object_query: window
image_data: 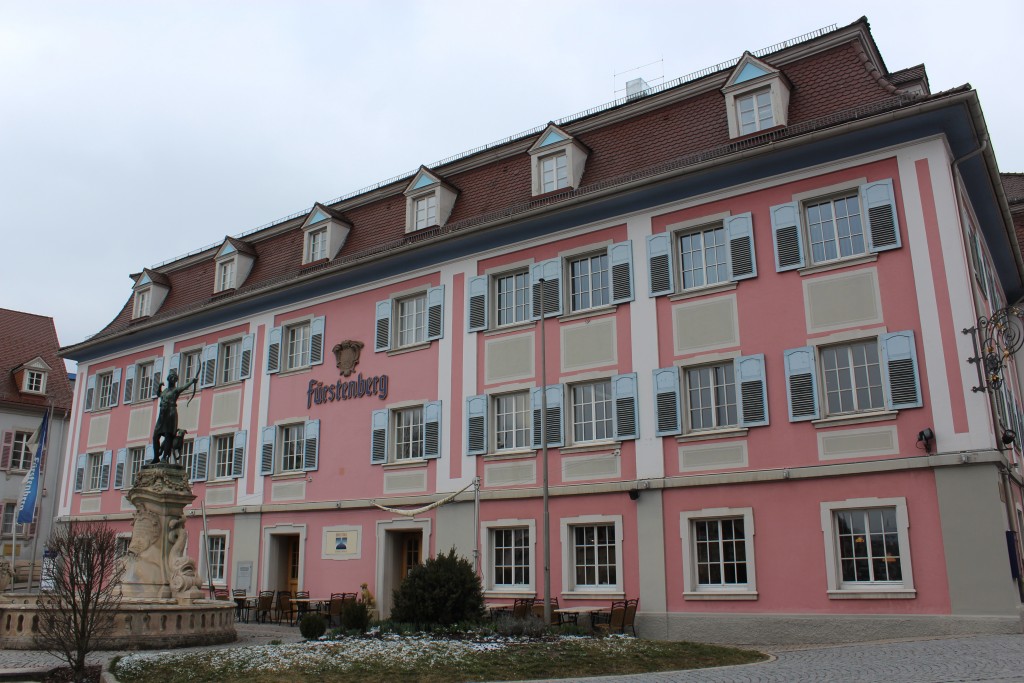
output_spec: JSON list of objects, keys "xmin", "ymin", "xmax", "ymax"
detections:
[
  {"xmin": 648, "ymin": 214, "xmax": 755, "ymax": 298},
  {"xmin": 97, "ymin": 372, "xmax": 114, "ymax": 410},
  {"xmin": 680, "ymin": 508, "xmax": 757, "ymax": 598},
  {"xmin": 127, "ymin": 447, "xmax": 146, "ymax": 488},
  {"xmin": 216, "ymin": 259, "xmax": 235, "ymax": 292},
  {"xmin": 10, "ymin": 431, "xmax": 33, "ymax": 471},
  {"xmin": 24, "ymin": 370, "xmax": 45, "ymax": 394},
  {"xmin": 135, "ymin": 362, "xmax": 154, "ymax": 403},
  {"xmin": 285, "ymin": 322, "xmax": 311, "ymax": 371},
  {"xmin": 494, "ymin": 392, "xmax": 530, "ymax": 452},
  {"xmin": 180, "ymin": 439, "xmax": 194, "ymax": 478},
  {"xmin": 279, "ymin": 424, "xmax": 305, "ymax": 472},
  {"xmin": 820, "ymin": 341, "xmax": 884, "ymax": 415},
  {"xmin": 307, "ymin": 227, "xmax": 327, "ymax": 262},
  {"xmin": 569, "ymin": 253, "xmax": 610, "ymax": 313},
  {"xmin": 87, "ymin": 452, "xmax": 104, "ymax": 491},
  {"xmin": 680, "ymin": 226, "xmax": 728, "ymax": 290},
  {"xmin": 820, "ymin": 498, "xmax": 914, "ymax": 598},
  {"xmin": 540, "ymin": 152, "xmax": 568, "ymax": 193},
  {"xmin": 213, "ymin": 434, "xmax": 234, "ymax": 479},
  {"xmin": 396, "ymin": 294, "xmax": 427, "ymax": 348},
  {"xmin": 572, "ymin": 524, "xmax": 616, "ymax": 588},
  {"xmin": 736, "ymin": 90, "xmax": 773, "ymax": 135},
  {"xmin": 495, "ymin": 271, "xmax": 530, "ymax": 327},
  {"xmin": 219, "ymin": 340, "xmax": 240, "ymax": 384},
  {"xmin": 133, "ymin": 287, "xmax": 151, "ymax": 318},
  {"xmin": 570, "ymin": 380, "xmax": 613, "ymax": 443},
  {"xmin": 0, "ymin": 503, "xmax": 28, "ymax": 537},
  {"xmin": 394, "ymin": 407, "xmax": 424, "ymax": 460},
  {"xmin": 492, "ymin": 528, "xmax": 530, "ymax": 588},
  {"xmin": 206, "ymin": 534, "xmax": 226, "ymax": 583},
  {"xmin": 685, "ymin": 364, "xmax": 738, "ymax": 431},
  {"xmin": 182, "ymin": 350, "xmax": 202, "ymax": 384},
  {"xmin": 115, "ymin": 536, "xmax": 131, "ymax": 558},
  {"xmin": 806, "ymin": 194, "xmax": 865, "ymax": 264},
  {"xmin": 413, "ymin": 194, "xmax": 437, "ymax": 231}
]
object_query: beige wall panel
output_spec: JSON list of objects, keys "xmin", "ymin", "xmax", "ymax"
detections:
[
  {"xmin": 672, "ymin": 295, "xmax": 739, "ymax": 356},
  {"xmin": 210, "ymin": 390, "xmax": 242, "ymax": 429},
  {"xmin": 484, "ymin": 460, "xmax": 537, "ymax": 487},
  {"xmin": 127, "ymin": 406, "xmax": 154, "ymax": 442},
  {"xmin": 86, "ymin": 415, "xmax": 109, "ymax": 448},
  {"xmin": 817, "ymin": 425, "xmax": 899, "ymax": 461},
  {"xmin": 803, "ymin": 268, "xmax": 883, "ymax": 334},
  {"xmin": 485, "ymin": 333, "xmax": 535, "ymax": 384},
  {"xmin": 270, "ymin": 480, "xmax": 306, "ymax": 502},
  {"xmin": 560, "ymin": 318, "xmax": 617, "ymax": 372},
  {"xmin": 80, "ymin": 497, "xmax": 101, "ymax": 513},
  {"xmin": 176, "ymin": 396, "xmax": 201, "ymax": 433},
  {"xmin": 383, "ymin": 470, "xmax": 428, "ymax": 494},
  {"xmin": 205, "ymin": 486, "xmax": 235, "ymax": 506},
  {"xmin": 435, "ymin": 502, "xmax": 475, "ymax": 561},
  {"xmin": 561, "ymin": 453, "xmax": 620, "ymax": 482},
  {"xmin": 678, "ymin": 441, "xmax": 747, "ymax": 472},
  {"xmin": 636, "ymin": 489, "xmax": 668, "ymax": 613}
]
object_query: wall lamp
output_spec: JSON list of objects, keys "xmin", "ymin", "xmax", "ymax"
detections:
[
  {"xmin": 628, "ymin": 489, "xmax": 640, "ymax": 501},
  {"xmin": 917, "ymin": 428, "xmax": 935, "ymax": 455},
  {"xmin": 1002, "ymin": 429, "xmax": 1017, "ymax": 447}
]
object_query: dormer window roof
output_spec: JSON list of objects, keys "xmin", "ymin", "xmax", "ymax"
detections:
[
  {"xmin": 722, "ymin": 52, "xmax": 791, "ymax": 139},
  {"xmin": 13, "ymin": 357, "xmax": 50, "ymax": 396},
  {"xmin": 131, "ymin": 268, "xmax": 170, "ymax": 319},
  {"xmin": 403, "ymin": 166, "xmax": 458, "ymax": 234},
  {"xmin": 300, "ymin": 203, "xmax": 352, "ymax": 265},
  {"xmin": 214, "ymin": 236, "xmax": 256, "ymax": 293},
  {"xmin": 527, "ymin": 123, "xmax": 589, "ymax": 196}
]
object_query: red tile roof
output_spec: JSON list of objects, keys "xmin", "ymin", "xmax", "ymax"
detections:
[{"xmin": 0, "ymin": 308, "xmax": 73, "ymax": 411}]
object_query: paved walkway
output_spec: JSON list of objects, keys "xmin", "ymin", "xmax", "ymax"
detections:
[{"xmin": 2, "ymin": 626, "xmax": 1021, "ymax": 682}]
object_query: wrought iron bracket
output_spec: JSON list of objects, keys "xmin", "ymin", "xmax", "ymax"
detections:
[{"xmin": 963, "ymin": 306, "xmax": 1024, "ymax": 394}]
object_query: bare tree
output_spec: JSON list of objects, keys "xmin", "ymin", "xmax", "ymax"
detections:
[{"xmin": 35, "ymin": 521, "xmax": 124, "ymax": 683}]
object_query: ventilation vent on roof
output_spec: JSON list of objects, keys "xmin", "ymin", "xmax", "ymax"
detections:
[{"xmin": 626, "ymin": 78, "xmax": 649, "ymax": 99}]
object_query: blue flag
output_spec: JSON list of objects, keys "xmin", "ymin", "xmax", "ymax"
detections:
[{"xmin": 16, "ymin": 409, "xmax": 49, "ymax": 525}]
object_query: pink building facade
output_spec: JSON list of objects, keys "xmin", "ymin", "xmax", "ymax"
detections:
[{"xmin": 59, "ymin": 20, "xmax": 1024, "ymax": 643}]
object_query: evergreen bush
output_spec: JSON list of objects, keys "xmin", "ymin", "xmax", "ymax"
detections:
[
  {"xmin": 389, "ymin": 548, "xmax": 485, "ymax": 626},
  {"xmin": 298, "ymin": 612, "xmax": 327, "ymax": 640},
  {"xmin": 341, "ymin": 599, "xmax": 372, "ymax": 632}
]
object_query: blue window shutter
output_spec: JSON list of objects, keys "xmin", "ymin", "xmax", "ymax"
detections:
[
  {"xmin": 74, "ymin": 454, "xmax": 86, "ymax": 492},
  {"xmin": 612, "ymin": 373, "xmax": 639, "ymax": 440},
  {"xmin": 152, "ymin": 357, "xmax": 164, "ymax": 394},
  {"xmin": 85, "ymin": 375, "xmax": 96, "ymax": 412},
  {"xmin": 881, "ymin": 330, "xmax": 923, "ymax": 409},
  {"xmin": 726, "ymin": 213, "xmax": 757, "ymax": 281},
  {"xmin": 168, "ymin": 353, "xmax": 181, "ymax": 381},
  {"xmin": 114, "ymin": 448, "xmax": 127, "ymax": 490},
  {"xmin": 194, "ymin": 437, "xmax": 210, "ymax": 481},
  {"xmin": 239, "ymin": 333, "xmax": 255, "ymax": 379},
  {"xmin": 110, "ymin": 368, "xmax": 121, "ymax": 407},
  {"xmin": 466, "ymin": 395, "xmax": 488, "ymax": 455},
  {"xmin": 426, "ymin": 286, "xmax": 445, "ymax": 341},
  {"xmin": 123, "ymin": 364, "xmax": 136, "ymax": 405},
  {"xmin": 200, "ymin": 344, "xmax": 218, "ymax": 388},
  {"xmin": 232, "ymin": 430, "xmax": 247, "ymax": 478},
  {"xmin": 735, "ymin": 354, "xmax": 769, "ymax": 427},
  {"xmin": 784, "ymin": 347, "xmax": 819, "ymax": 421},
  {"xmin": 266, "ymin": 327, "xmax": 282, "ymax": 374},
  {"xmin": 646, "ymin": 233, "xmax": 675, "ymax": 297},
  {"xmin": 653, "ymin": 367, "xmax": 682, "ymax": 436},
  {"xmin": 530, "ymin": 259, "xmax": 562, "ymax": 319},
  {"xmin": 100, "ymin": 450, "xmax": 112, "ymax": 490},
  {"xmin": 423, "ymin": 401, "xmax": 442, "ymax": 458},
  {"xmin": 259, "ymin": 426, "xmax": 275, "ymax": 476},
  {"xmin": 771, "ymin": 202, "xmax": 805, "ymax": 272},
  {"xmin": 467, "ymin": 276, "xmax": 489, "ymax": 332},
  {"xmin": 530, "ymin": 387, "xmax": 544, "ymax": 448},
  {"xmin": 862, "ymin": 179, "xmax": 901, "ymax": 252},
  {"xmin": 545, "ymin": 385, "xmax": 564, "ymax": 447},
  {"xmin": 371, "ymin": 409, "xmax": 389, "ymax": 464},
  {"xmin": 608, "ymin": 241, "xmax": 635, "ymax": 304},
  {"xmin": 310, "ymin": 317, "xmax": 325, "ymax": 366},
  {"xmin": 302, "ymin": 420, "xmax": 319, "ymax": 471},
  {"xmin": 374, "ymin": 300, "xmax": 392, "ymax": 352}
]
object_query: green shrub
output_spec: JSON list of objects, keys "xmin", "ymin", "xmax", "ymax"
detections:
[
  {"xmin": 298, "ymin": 612, "xmax": 327, "ymax": 640},
  {"xmin": 341, "ymin": 599, "xmax": 372, "ymax": 632},
  {"xmin": 389, "ymin": 548, "xmax": 485, "ymax": 626},
  {"xmin": 490, "ymin": 614, "xmax": 550, "ymax": 638}
]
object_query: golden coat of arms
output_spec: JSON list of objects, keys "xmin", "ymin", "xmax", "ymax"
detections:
[{"xmin": 332, "ymin": 340, "xmax": 364, "ymax": 377}]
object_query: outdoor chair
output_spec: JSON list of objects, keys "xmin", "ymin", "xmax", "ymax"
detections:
[
  {"xmin": 329, "ymin": 592, "xmax": 358, "ymax": 627},
  {"xmin": 275, "ymin": 590, "xmax": 295, "ymax": 625},
  {"xmin": 232, "ymin": 589, "xmax": 251, "ymax": 623},
  {"xmin": 511, "ymin": 598, "xmax": 534, "ymax": 619},
  {"xmin": 294, "ymin": 590, "xmax": 313, "ymax": 620},
  {"xmin": 212, "ymin": 587, "xmax": 230, "ymax": 600},
  {"xmin": 593, "ymin": 600, "xmax": 628, "ymax": 635},
  {"xmin": 531, "ymin": 597, "xmax": 560, "ymax": 625},
  {"xmin": 622, "ymin": 598, "xmax": 639, "ymax": 636},
  {"xmin": 255, "ymin": 591, "xmax": 274, "ymax": 624}
]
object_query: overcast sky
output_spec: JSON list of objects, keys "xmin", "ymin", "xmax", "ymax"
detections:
[{"xmin": 2, "ymin": 0, "xmax": 1021, "ymax": 372}]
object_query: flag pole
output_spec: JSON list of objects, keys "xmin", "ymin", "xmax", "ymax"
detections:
[{"xmin": 27, "ymin": 405, "xmax": 55, "ymax": 592}]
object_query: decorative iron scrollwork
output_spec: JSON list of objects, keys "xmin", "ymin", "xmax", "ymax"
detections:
[{"xmin": 964, "ymin": 304, "xmax": 1024, "ymax": 393}]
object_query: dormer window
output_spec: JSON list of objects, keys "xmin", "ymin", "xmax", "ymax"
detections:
[
  {"xmin": 722, "ymin": 52, "xmax": 791, "ymax": 139},
  {"xmin": 130, "ymin": 269, "xmax": 169, "ymax": 319},
  {"xmin": 133, "ymin": 287, "xmax": 151, "ymax": 318},
  {"xmin": 14, "ymin": 357, "xmax": 51, "ymax": 396},
  {"xmin": 403, "ymin": 167, "xmax": 457, "ymax": 234},
  {"xmin": 213, "ymin": 237, "xmax": 256, "ymax": 292},
  {"xmin": 527, "ymin": 124, "xmax": 588, "ymax": 197},
  {"xmin": 300, "ymin": 204, "xmax": 351, "ymax": 265},
  {"xmin": 216, "ymin": 258, "xmax": 236, "ymax": 292},
  {"xmin": 25, "ymin": 370, "xmax": 45, "ymax": 394}
]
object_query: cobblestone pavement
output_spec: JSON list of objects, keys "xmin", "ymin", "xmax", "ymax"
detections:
[{"xmin": 2, "ymin": 628, "xmax": 1022, "ymax": 682}]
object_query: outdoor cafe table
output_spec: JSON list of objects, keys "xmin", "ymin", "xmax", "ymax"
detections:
[
  {"xmin": 290, "ymin": 597, "xmax": 326, "ymax": 618},
  {"xmin": 233, "ymin": 596, "xmax": 256, "ymax": 622},
  {"xmin": 484, "ymin": 602, "xmax": 513, "ymax": 617},
  {"xmin": 553, "ymin": 605, "xmax": 609, "ymax": 629}
]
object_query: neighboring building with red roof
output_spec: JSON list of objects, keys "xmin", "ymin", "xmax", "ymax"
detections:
[
  {"xmin": 53, "ymin": 18, "xmax": 1024, "ymax": 643},
  {"xmin": 0, "ymin": 308, "xmax": 73, "ymax": 573}
]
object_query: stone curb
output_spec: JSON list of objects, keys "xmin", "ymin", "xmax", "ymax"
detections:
[{"xmin": 0, "ymin": 667, "xmax": 60, "ymax": 681}]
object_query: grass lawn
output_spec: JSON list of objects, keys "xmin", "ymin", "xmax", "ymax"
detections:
[{"xmin": 113, "ymin": 634, "xmax": 766, "ymax": 683}]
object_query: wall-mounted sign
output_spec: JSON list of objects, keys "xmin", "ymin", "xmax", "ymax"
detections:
[{"xmin": 307, "ymin": 373, "xmax": 389, "ymax": 408}]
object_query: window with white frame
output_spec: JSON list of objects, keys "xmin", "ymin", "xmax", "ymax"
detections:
[
  {"xmin": 97, "ymin": 372, "xmax": 114, "ymax": 410},
  {"xmin": 679, "ymin": 225, "xmax": 729, "ymax": 290},
  {"xmin": 135, "ymin": 361, "xmax": 154, "ymax": 403},
  {"xmin": 284, "ymin": 322, "xmax": 311, "ymax": 370},
  {"xmin": 396, "ymin": 294, "xmax": 427, "ymax": 348},
  {"xmin": 219, "ymin": 339, "xmax": 240, "ymax": 384},
  {"xmin": 278, "ymin": 424, "xmax": 305, "ymax": 472},
  {"xmin": 413, "ymin": 194, "xmax": 438, "ymax": 231},
  {"xmin": 680, "ymin": 508, "xmax": 756, "ymax": 598},
  {"xmin": 374, "ymin": 286, "xmax": 443, "ymax": 353},
  {"xmin": 570, "ymin": 380, "xmax": 613, "ymax": 444},
  {"xmin": 213, "ymin": 434, "xmax": 234, "ymax": 479},
  {"xmin": 115, "ymin": 536, "xmax": 131, "ymax": 558},
  {"xmin": 87, "ymin": 452, "xmax": 104, "ymax": 491},
  {"xmin": 393, "ymin": 406, "xmax": 424, "ymax": 460},
  {"xmin": 494, "ymin": 392, "xmax": 531, "ymax": 452},
  {"xmin": 206, "ymin": 534, "xmax": 227, "ymax": 583},
  {"xmin": 180, "ymin": 439, "xmax": 194, "ymax": 478},
  {"xmin": 736, "ymin": 90, "xmax": 774, "ymax": 135},
  {"xmin": 820, "ymin": 340, "xmax": 884, "ymax": 416},
  {"xmin": 127, "ymin": 447, "xmax": 146, "ymax": 488},
  {"xmin": 0, "ymin": 503, "xmax": 28, "ymax": 537},
  {"xmin": 307, "ymin": 227, "xmax": 328, "ymax": 262},
  {"xmin": 539, "ymin": 152, "xmax": 569, "ymax": 193},
  {"xmin": 10, "ymin": 431, "xmax": 33, "ymax": 470},
  {"xmin": 216, "ymin": 259, "xmax": 235, "ymax": 292},
  {"xmin": 685, "ymin": 364, "xmax": 738, "ymax": 431},
  {"xmin": 571, "ymin": 523, "xmax": 618, "ymax": 589},
  {"xmin": 527, "ymin": 124, "xmax": 588, "ymax": 197},
  {"xmin": 492, "ymin": 527, "xmax": 531, "ymax": 588},
  {"xmin": 182, "ymin": 350, "xmax": 202, "ymax": 384},
  {"xmin": 133, "ymin": 287, "xmax": 151, "ymax": 318},
  {"xmin": 805, "ymin": 194, "xmax": 866, "ymax": 265},
  {"xmin": 495, "ymin": 270, "xmax": 530, "ymax": 327},
  {"xmin": 820, "ymin": 498, "xmax": 914, "ymax": 598},
  {"xmin": 569, "ymin": 253, "xmax": 610, "ymax": 313},
  {"xmin": 24, "ymin": 370, "xmax": 46, "ymax": 394}
]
